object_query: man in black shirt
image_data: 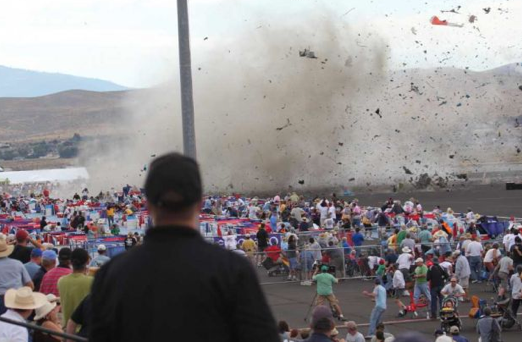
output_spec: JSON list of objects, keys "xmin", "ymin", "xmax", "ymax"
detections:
[
  {"xmin": 67, "ymin": 294, "xmax": 91, "ymax": 339},
  {"xmin": 427, "ymin": 257, "xmax": 449, "ymax": 319},
  {"xmin": 90, "ymin": 153, "xmax": 279, "ymax": 342},
  {"xmin": 256, "ymin": 223, "xmax": 269, "ymax": 266},
  {"xmin": 39, "ymin": 216, "xmax": 47, "ymax": 230},
  {"xmin": 511, "ymin": 237, "xmax": 522, "ymax": 268},
  {"xmin": 9, "ymin": 230, "xmax": 42, "ymax": 264}
]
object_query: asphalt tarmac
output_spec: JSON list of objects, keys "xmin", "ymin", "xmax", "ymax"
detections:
[
  {"xmin": 258, "ymin": 184, "xmax": 522, "ymax": 341},
  {"xmin": 260, "ymin": 273, "xmax": 521, "ymax": 342}
]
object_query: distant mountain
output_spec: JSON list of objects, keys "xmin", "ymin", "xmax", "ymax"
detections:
[{"xmin": 0, "ymin": 65, "xmax": 128, "ymax": 97}]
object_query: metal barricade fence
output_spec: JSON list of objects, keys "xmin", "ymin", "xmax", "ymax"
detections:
[{"xmin": 0, "ymin": 315, "xmax": 87, "ymax": 342}]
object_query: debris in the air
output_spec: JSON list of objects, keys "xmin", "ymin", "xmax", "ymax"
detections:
[
  {"xmin": 469, "ymin": 15, "xmax": 477, "ymax": 23},
  {"xmin": 483, "ymin": 7, "xmax": 491, "ymax": 14},
  {"xmin": 338, "ymin": 142, "xmax": 344, "ymax": 146},
  {"xmin": 375, "ymin": 108, "xmax": 382, "ymax": 118},
  {"xmin": 349, "ymin": 178, "xmax": 355, "ymax": 182},
  {"xmin": 430, "ymin": 16, "xmax": 464, "ymax": 27},
  {"xmin": 403, "ymin": 166, "xmax": 413, "ymax": 175},
  {"xmin": 518, "ymin": 85, "xmax": 522, "ymax": 91},
  {"xmin": 439, "ymin": 101, "xmax": 447, "ymax": 106},
  {"xmin": 449, "ymin": 155, "xmax": 455, "ymax": 159},
  {"xmin": 275, "ymin": 118, "xmax": 292, "ymax": 131},
  {"xmin": 345, "ymin": 57, "xmax": 353, "ymax": 67},
  {"xmin": 517, "ymin": 148, "xmax": 521, "ymax": 154},
  {"xmin": 411, "ymin": 27, "xmax": 417, "ymax": 35},
  {"xmin": 299, "ymin": 48, "xmax": 317, "ymax": 59},
  {"xmin": 395, "ymin": 129, "xmax": 401, "ymax": 133},
  {"xmin": 298, "ymin": 180, "xmax": 305, "ymax": 185},
  {"xmin": 456, "ymin": 103, "xmax": 462, "ymax": 107},
  {"xmin": 341, "ymin": 8, "xmax": 355, "ymax": 17},
  {"xmin": 203, "ymin": 37, "xmax": 208, "ymax": 40},
  {"xmin": 415, "ymin": 160, "xmax": 421, "ymax": 164},
  {"xmin": 410, "ymin": 83, "xmax": 421, "ymax": 95},
  {"xmin": 456, "ymin": 174, "xmax": 468, "ymax": 181},
  {"xmin": 441, "ymin": 6, "xmax": 461, "ymax": 14},
  {"xmin": 515, "ymin": 119, "xmax": 520, "ymax": 128},
  {"xmin": 150, "ymin": 154, "xmax": 156, "ymax": 157}
]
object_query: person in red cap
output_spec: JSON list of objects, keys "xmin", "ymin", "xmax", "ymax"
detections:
[{"xmin": 9, "ymin": 230, "xmax": 42, "ymax": 264}]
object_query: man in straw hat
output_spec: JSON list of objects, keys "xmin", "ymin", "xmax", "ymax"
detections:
[
  {"xmin": 397, "ymin": 246, "xmax": 413, "ymax": 282},
  {"xmin": 90, "ymin": 153, "xmax": 279, "ymax": 342},
  {"xmin": 0, "ymin": 237, "xmax": 33, "ymax": 315},
  {"xmin": 0, "ymin": 287, "xmax": 46, "ymax": 341}
]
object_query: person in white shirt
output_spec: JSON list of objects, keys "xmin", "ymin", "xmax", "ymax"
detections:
[
  {"xmin": 511, "ymin": 266, "xmax": 522, "ymax": 316},
  {"xmin": 396, "ymin": 247, "xmax": 413, "ymax": 281},
  {"xmin": 465, "ymin": 237, "xmax": 484, "ymax": 283},
  {"xmin": 345, "ymin": 320, "xmax": 365, "ymax": 342},
  {"xmin": 503, "ymin": 229, "xmax": 517, "ymax": 252},
  {"xmin": 483, "ymin": 243, "xmax": 500, "ymax": 273},
  {"xmin": 248, "ymin": 204, "xmax": 259, "ymax": 220},
  {"xmin": 223, "ymin": 231, "xmax": 237, "ymax": 250},
  {"xmin": 453, "ymin": 251, "xmax": 471, "ymax": 301},
  {"xmin": 497, "ymin": 253, "xmax": 514, "ymax": 297},
  {"xmin": 441, "ymin": 277, "xmax": 466, "ymax": 298},
  {"xmin": 465, "ymin": 208, "xmax": 475, "ymax": 224},
  {"xmin": 0, "ymin": 287, "xmax": 47, "ymax": 342}
]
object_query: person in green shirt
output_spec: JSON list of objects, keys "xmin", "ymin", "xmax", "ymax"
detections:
[
  {"xmin": 312, "ymin": 265, "xmax": 346, "ymax": 321},
  {"xmin": 413, "ymin": 258, "xmax": 432, "ymax": 318},
  {"xmin": 58, "ymin": 248, "xmax": 93, "ymax": 328},
  {"xmin": 396, "ymin": 226, "xmax": 408, "ymax": 247}
]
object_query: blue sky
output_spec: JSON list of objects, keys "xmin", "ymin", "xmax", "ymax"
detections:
[{"xmin": 0, "ymin": 0, "xmax": 519, "ymax": 88}]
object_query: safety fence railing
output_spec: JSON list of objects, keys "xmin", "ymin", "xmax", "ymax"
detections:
[
  {"xmin": 255, "ymin": 234, "xmax": 512, "ymax": 285},
  {"xmin": 0, "ymin": 315, "xmax": 87, "ymax": 342}
]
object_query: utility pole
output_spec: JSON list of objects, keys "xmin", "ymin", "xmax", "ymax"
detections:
[{"xmin": 177, "ymin": 0, "xmax": 197, "ymax": 158}]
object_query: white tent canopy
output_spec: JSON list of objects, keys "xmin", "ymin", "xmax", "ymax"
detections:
[{"xmin": 0, "ymin": 167, "xmax": 89, "ymax": 184}]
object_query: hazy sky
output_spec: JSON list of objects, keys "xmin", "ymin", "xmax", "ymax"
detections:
[{"xmin": 0, "ymin": 0, "xmax": 520, "ymax": 88}]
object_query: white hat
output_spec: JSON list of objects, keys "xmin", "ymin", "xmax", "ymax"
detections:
[
  {"xmin": 0, "ymin": 238, "xmax": 14, "ymax": 258},
  {"xmin": 98, "ymin": 244, "xmax": 107, "ymax": 251},
  {"xmin": 415, "ymin": 258, "xmax": 424, "ymax": 263},
  {"xmin": 401, "ymin": 247, "xmax": 412, "ymax": 253},
  {"xmin": 34, "ymin": 297, "xmax": 57, "ymax": 320},
  {"xmin": 4, "ymin": 287, "xmax": 47, "ymax": 310}
]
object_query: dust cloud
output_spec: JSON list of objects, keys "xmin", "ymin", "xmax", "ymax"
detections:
[{"xmin": 81, "ymin": 10, "xmax": 522, "ymax": 194}]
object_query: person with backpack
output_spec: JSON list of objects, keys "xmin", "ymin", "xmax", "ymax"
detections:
[{"xmin": 427, "ymin": 257, "xmax": 449, "ymax": 319}]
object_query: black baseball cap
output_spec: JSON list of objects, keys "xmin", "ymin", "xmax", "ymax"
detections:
[
  {"xmin": 144, "ymin": 153, "xmax": 202, "ymax": 212},
  {"xmin": 58, "ymin": 247, "xmax": 72, "ymax": 261},
  {"xmin": 71, "ymin": 248, "xmax": 90, "ymax": 268}
]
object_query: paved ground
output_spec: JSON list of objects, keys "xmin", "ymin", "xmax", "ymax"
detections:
[
  {"xmin": 257, "ymin": 184, "xmax": 522, "ymax": 341},
  {"xmin": 260, "ymin": 275, "xmax": 521, "ymax": 341},
  {"xmin": 349, "ymin": 184, "xmax": 522, "ymax": 218}
]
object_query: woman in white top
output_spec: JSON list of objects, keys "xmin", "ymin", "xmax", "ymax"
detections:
[{"xmin": 483, "ymin": 243, "xmax": 500, "ymax": 273}]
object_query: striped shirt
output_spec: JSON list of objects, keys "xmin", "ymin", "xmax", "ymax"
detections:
[{"xmin": 40, "ymin": 266, "xmax": 72, "ymax": 296}]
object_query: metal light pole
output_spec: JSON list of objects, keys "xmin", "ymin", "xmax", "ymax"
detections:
[{"xmin": 177, "ymin": 0, "xmax": 197, "ymax": 158}]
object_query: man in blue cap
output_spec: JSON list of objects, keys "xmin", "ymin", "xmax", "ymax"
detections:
[
  {"xmin": 32, "ymin": 250, "xmax": 57, "ymax": 292},
  {"xmin": 363, "ymin": 278, "xmax": 387, "ymax": 338},
  {"xmin": 312, "ymin": 265, "xmax": 346, "ymax": 321},
  {"xmin": 24, "ymin": 248, "xmax": 42, "ymax": 279}
]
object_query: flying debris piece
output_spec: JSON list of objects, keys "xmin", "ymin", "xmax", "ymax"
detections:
[
  {"xmin": 344, "ymin": 56, "xmax": 353, "ymax": 67},
  {"xmin": 449, "ymin": 155, "xmax": 455, "ymax": 159},
  {"xmin": 515, "ymin": 118, "xmax": 520, "ymax": 128},
  {"xmin": 456, "ymin": 103, "xmax": 462, "ymax": 107},
  {"xmin": 203, "ymin": 37, "xmax": 208, "ymax": 40},
  {"xmin": 298, "ymin": 180, "xmax": 305, "ymax": 185},
  {"xmin": 276, "ymin": 118, "xmax": 292, "ymax": 131},
  {"xmin": 410, "ymin": 83, "xmax": 421, "ymax": 95},
  {"xmin": 375, "ymin": 108, "xmax": 382, "ymax": 118},
  {"xmin": 349, "ymin": 178, "xmax": 355, "ymax": 182},
  {"xmin": 338, "ymin": 142, "xmax": 344, "ymax": 146},
  {"xmin": 517, "ymin": 148, "xmax": 521, "ymax": 154},
  {"xmin": 411, "ymin": 27, "xmax": 417, "ymax": 35},
  {"xmin": 403, "ymin": 167, "xmax": 413, "ymax": 175},
  {"xmin": 518, "ymin": 85, "xmax": 522, "ymax": 91},
  {"xmin": 456, "ymin": 174, "xmax": 468, "ymax": 181},
  {"xmin": 150, "ymin": 154, "xmax": 156, "ymax": 157},
  {"xmin": 299, "ymin": 48, "xmax": 317, "ymax": 59},
  {"xmin": 430, "ymin": 16, "xmax": 464, "ymax": 27},
  {"xmin": 483, "ymin": 7, "xmax": 491, "ymax": 14},
  {"xmin": 469, "ymin": 15, "xmax": 477, "ymax": 23}
]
